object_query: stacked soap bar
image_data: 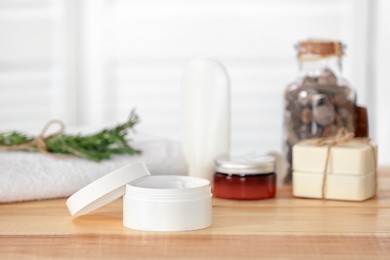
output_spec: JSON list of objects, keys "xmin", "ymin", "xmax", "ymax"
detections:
[{"xmin": 292, "ymin": 139, "xmax": 377, "ymax": 201}]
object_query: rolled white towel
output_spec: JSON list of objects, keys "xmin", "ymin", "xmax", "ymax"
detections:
[{"xmin": 0, "ymin": 134, "xmax": 187, "ymax": 203}]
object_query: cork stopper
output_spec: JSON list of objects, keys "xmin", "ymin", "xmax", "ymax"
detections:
[{"xmin": 296, "ymin": 39, "xmax": 344, "ymax": 61}]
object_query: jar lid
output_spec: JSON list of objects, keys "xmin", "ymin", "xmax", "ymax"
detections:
[
  {"xmin": 66, "ymin": 161, "xmax": 151, "ymax": 217},
  {"xmin": 296, "ymin": 39, "xmax": 344, "ymax": 61},
  {"xmin": 215, "ymin": 153, "xmax": 275, "ymax": 175}
]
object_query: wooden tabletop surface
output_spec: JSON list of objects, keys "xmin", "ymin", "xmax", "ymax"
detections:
[{"xmin": 1, "ymin": 168, "xmax": 390, "ymax": 259}]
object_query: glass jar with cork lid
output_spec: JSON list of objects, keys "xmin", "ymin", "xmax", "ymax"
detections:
[{"xmin": 283, "ymin": 39, "xmax": 356, "ymax": 183}]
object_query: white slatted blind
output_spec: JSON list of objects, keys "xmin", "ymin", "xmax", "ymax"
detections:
[
  {"xmin": 95, "ymin": 0, "xmax": 369, "ymax": 152},
  {"xmin": 1, "ymin": 0, "xmax": 389, "ymax": 163},
  {"xmin": 0, "ymin": 70, "xmax": 52, "ymax": 129},
  {"xmin": 0, "ymin": 0, "xmax": 68, "ymax": 131}
]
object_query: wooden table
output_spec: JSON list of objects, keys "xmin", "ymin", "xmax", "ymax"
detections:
[{"xmin": 1, "ymin": 168, "xmax": 390, "ymax": 259}]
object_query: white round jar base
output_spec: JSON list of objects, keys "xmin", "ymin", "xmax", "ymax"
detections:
[{"xmin": 123, "ymin": 175, "xmax": 212, "ymax": 231}]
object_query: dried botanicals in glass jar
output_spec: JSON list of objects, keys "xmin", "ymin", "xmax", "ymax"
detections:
[{"xmin": 283, "ymin": 39, "xmax": 356, "ymax": 183}]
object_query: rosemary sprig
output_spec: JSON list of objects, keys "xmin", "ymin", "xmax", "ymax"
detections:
[
  {"xmin": 0, "ymin": 131, "xmax": 33, "ymax": 146},
  {"xmin": 0, "ymin": 110, "xmax": 141, "ymax": 162}
]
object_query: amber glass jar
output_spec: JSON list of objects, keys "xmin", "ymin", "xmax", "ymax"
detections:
[
  {"xmin": 283, "ymin": 39, "xmax": 356, "ymax": 183},
  {"xmin": 213, "ymin": 154, "xmax": 276, "ymax": 200}
]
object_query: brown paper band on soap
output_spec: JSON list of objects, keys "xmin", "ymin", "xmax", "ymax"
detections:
[{"xmin": 315, "ymin": 128, "xmax": 377, "ymax": 199}]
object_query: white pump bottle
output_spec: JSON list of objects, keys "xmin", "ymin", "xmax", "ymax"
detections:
[{"xmin": 180, "ymin": 58, "xmax": 230, "ymax": 182}]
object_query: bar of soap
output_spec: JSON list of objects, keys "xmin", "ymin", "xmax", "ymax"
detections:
[
  {"xmin": 293, "ymin": 139, "xmax": 376, "ymax": 175},
  {"xmin": 292, "ymin": 139, "xmax": 377, "ymax": 201},
  {"xmin": 293, "ymin": 171, "xmax": 375, "ymax": 201}
]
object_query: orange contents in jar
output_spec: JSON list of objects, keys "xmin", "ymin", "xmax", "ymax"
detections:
[{"xmin": 213, "ymin": 154, "xmax": 276, "ymax": 200}]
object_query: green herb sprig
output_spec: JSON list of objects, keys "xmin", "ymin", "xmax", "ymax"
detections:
[{"xmin": 0, "ymin": 110, "xmax": 141, "ymax": 162}]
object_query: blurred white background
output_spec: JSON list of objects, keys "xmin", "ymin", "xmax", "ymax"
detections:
[{"xmin": 0, "ymin": 0, "xmax": 389, "ymax": 164}]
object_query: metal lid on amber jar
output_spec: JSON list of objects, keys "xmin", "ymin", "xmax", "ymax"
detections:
[{"xmin": 215, "ymin": 153, "xmax": 275, "ymax": 175}]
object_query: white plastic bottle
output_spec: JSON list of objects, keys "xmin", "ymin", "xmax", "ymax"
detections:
[{"xmin": 180, "ymin": 58, "xmax": 230, "ymax": 182}]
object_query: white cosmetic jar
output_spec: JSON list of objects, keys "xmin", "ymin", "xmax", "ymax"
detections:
[
  {"xmin": 66, "ymin": 162, "xmax": 212, "ymax": 232},
  {"xmin": 124, "ymin": 175, "xmax": 212, "ymax": 231}
]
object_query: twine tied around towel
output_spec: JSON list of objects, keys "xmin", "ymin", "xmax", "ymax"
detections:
[
  {"xmin": 0, "ymin": 120, "xmax": 73, "ymax": 159},
  {"xmin": 315, "ymin": 127, "xmax": 377, "ymax": 199}
]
